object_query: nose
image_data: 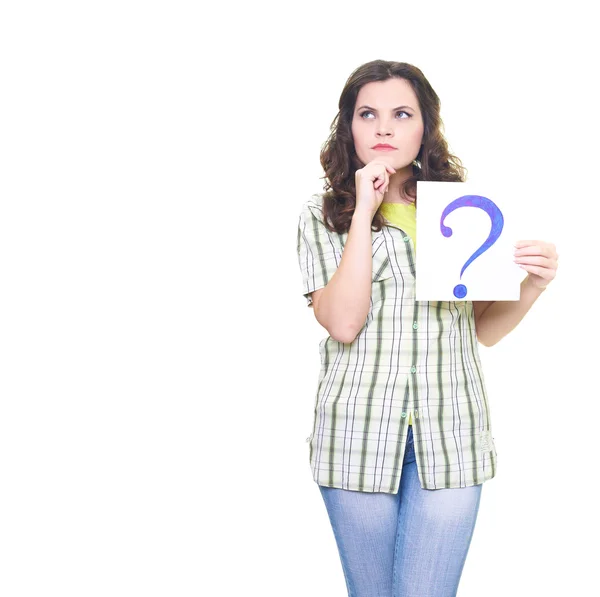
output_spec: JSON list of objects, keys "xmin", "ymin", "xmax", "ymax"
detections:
[{"xmin": 376, "ymin": 119, "xmax": 393, "ymax": 137}]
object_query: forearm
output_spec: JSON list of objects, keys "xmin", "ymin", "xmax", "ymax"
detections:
[
  {"xmin": 477, "ymin": 275, "xmax": 546, "ymax": 347},
  {"xmin": 317, "ymin": 208, "xmax": 373, "ymax": 343}
]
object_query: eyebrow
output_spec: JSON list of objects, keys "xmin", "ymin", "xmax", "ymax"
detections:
[{"xmin": 357, "ymin": 104, "xmax": 414, "ymax": 112}]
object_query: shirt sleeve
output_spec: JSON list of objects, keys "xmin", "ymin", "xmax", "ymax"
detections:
[{"xmin": 296, "ymin": 201, "xmax": 342, "ymax": 307}]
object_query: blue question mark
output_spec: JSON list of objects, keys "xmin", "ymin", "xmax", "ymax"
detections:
[{"xmin": 440, "ymin": 195, "xmax": 504, "ymax": 299}]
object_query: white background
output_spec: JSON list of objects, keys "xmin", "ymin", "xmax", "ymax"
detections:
[{"xmin": 0, "ymin": 1, "xmax": 598, "ymax": 595}]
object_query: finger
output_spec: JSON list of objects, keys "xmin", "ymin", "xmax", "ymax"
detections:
[
  {"xmin": 514, "ymin": 240, "xmax": 539, "ymax": 247},
  {"xmin": 514, "ymin": 256, "xmax": 557, "ymax": 267},
  {"xmin": 372, "ymin": 160, "xmax": 396, "ymax": 175},
  {"xmin": 514, "ymin": 245, "xmax": 554, "ymax": 259},
  {"xmin": 517, "ymin": 263, "xmax": 557, "ymax": 281},
  {"xmin": 513, "ymin": 246, "xmax": 539, "ymax": 257},
  {"xmin": 514, "ymin": 240, "xmax": 556, "ymax": 257}
]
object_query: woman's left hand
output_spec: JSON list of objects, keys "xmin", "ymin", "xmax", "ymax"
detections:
[{"xmin": 514, "ymin": 240, "xmax": 559, "ymax": 290}]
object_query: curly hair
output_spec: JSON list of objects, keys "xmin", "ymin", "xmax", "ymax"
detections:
[{"xmin": 319, "ymin": 59, "xmax": 467, "ymax": 234}]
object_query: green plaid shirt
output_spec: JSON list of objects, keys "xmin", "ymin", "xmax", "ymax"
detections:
[{"xmin": 296, "ymin": 194, "xmax": 498, "ymax": 493}]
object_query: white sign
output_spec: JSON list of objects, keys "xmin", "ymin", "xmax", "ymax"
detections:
[{"xmin": 415, "ymin": 181, "xmax": 522, "ymax": 301}]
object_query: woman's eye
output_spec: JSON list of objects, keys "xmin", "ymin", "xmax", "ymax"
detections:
[{"xmin": 360, "ymin": 110, "xmax": 410, "ymax": 119}]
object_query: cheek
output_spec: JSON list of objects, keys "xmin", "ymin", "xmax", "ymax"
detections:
[
  {"xmin": 351, "ymin": 124, "xmax": 368, "ymax": 152},
  {"xmin": 410, "ymin": 123, "xmax": 425, "ymax": 144}
]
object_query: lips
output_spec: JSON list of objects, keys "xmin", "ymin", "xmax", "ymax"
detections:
[{"xmin": 372, "ymin": 145, "xmax": 396, "ymax": 150}]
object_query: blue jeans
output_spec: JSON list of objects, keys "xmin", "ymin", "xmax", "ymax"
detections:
[{"xmin": 318, "ymin": 424, "xmax": 483, "ymax": 597}]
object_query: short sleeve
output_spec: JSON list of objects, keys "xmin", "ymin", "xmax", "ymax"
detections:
[{"xmin": 296, "ymin": 200, "xmax": 342, "ymax": 307}]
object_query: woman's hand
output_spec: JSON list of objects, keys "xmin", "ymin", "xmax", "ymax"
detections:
[
  {"xmin": 355, "ymin": 160, "xmax": 396, "ymax": 219},
  {"xmin": 513, "ymin": 240, "xmax": 559, "ymax": 290}
]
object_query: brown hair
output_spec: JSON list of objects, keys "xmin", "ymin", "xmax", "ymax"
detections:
[{"xmin": 319, "ymin": 59, "xmax": 467, "ymax": 233}]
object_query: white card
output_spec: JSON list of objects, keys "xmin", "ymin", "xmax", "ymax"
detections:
[{"xmin": 415, "ymin": 181, "xmax": 522, "ymax": 301}]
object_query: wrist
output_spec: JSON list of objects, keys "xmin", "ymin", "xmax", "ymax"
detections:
[
  {"xmin": 352, "ymin": 206, "xmax": 375, "ymax": 225},
  {"xmin": 523, "ymin": 274, "xmax": 547, "ymax": 292}
]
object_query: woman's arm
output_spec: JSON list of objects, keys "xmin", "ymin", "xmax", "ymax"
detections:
[
  {"xmin": 474, "ymin": 239, "xmax": 558, "ymax": 347},
  {"xmin": 474, "ymin": 276, "xmax": 546, "ymax": 347},
  {"xmin": 312, "ymin": 206, "xmax": 374, "ymax": 344}
]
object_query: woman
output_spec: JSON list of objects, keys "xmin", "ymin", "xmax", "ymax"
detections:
[{"xmin": 296, "ymin": 60, "xmax": 558, "ymax": 597}]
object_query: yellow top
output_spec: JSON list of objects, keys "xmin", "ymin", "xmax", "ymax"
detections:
[
  {"xmin": 379, "ymin": 201, "xmax": 416, "ymax": 426},
  {"xmin": 379, "ymin": 200, "xmax": 416, "ymax": 253}
]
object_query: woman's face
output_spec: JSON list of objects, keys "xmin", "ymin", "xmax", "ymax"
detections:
[{"xmin": 351, "ymin": 78, "xmax": 424, "ymax": 170}]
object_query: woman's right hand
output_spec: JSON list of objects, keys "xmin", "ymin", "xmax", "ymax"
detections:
[{"xmin": 354, "ymin": 160, "xmax": 397, "ymax": 219}]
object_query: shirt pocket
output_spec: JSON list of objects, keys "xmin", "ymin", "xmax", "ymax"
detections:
[
  {"xmin": 371, "ymin": 237, "xmax": 394, "ymax": 282},
  {"xmin": 431, "ymin": 300, "xmax": 468, "ymax": 312},
  {"xmin": 369, "ymin": 239, "xmax": 394, "ymax": 313}
]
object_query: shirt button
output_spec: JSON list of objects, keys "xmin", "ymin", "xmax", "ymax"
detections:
[
  {"xmin": 403, "ymin": 236, "xmax": 410, "ymax": 242},
  {"xmin": 401, "ymin": 412, "xmax": 407, "ymax": 418},
  {"xmin": 410, "ymin": 366, "xmax": 417, "ymax": 373},
  {"xmin": 413, "ymin": 322, "xmax": 418, "ymax": 329}
]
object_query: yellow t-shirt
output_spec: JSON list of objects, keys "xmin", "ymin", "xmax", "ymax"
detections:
[
  {"xmin": 379, "ymin": 201, "xmax": 416, "ymax": 426},
  {"xmin": 379, "ymin": 201, "xmax": 416, "ymax": 253}
]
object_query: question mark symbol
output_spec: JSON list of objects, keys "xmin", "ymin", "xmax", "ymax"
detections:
[{"xmin": 440, "ymin": 195, "xmax": 504, "ymax": 299}]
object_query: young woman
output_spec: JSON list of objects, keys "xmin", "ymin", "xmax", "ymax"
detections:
[{"xmin": 296, "ymin": 60, "xmax": 558, "ymax": 597}]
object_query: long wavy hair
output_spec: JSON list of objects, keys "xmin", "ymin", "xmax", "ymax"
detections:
[{"xmin": 319, "ymin": 60, "xmax": 467, "ymax": 233}]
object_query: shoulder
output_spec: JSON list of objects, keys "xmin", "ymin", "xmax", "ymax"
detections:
[{"xmin": 299, "ymin": 193, "xmax": 327, "ymax": 223}]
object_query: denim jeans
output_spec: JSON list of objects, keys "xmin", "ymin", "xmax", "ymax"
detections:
[{"xmin": 318, "ymin": 424, "xmax": 483, "ymax": 597}]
